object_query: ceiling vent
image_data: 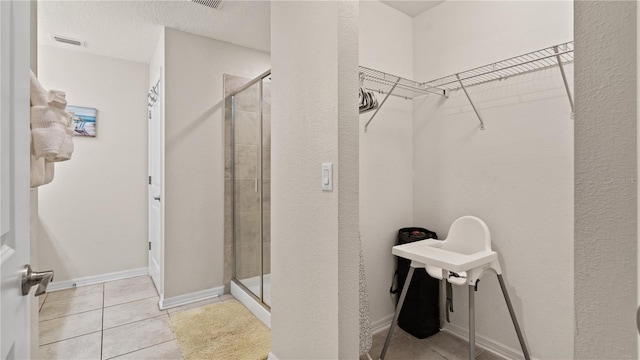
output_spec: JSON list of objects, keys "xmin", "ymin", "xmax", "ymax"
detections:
[
  {"xmin": 52, "ymin": 35, "xmax": 83, "ymax": 47},
  {"xmin": 189, "ymin": 0, "xmax": 225, "ymax": 10}
]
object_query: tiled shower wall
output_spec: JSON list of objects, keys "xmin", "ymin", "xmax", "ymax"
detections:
[{"xmin": 223, "ymin": 74, "xmax": 271, "ymax": 293}]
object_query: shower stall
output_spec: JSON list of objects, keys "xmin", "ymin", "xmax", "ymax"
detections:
[{"xmin": 224, "ymin": 70, "xmax": 271, "ymax": 326}]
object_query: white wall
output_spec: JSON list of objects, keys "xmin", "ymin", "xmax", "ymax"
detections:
[
  {"xmin": 163, "ymin": 28, "xmax": 269, "ymax": 299},
  {"xmin": 412, "ymin": 2, "xmax": 573, "ymax": 359},
  {"xmin": 270, "ymin": 1, "xmax": 360, "ymax": 358},
  {"xmin": 359, "ymin": 0, "xmax": 415, "ymax": 329},
  {"xmin": 575, "ymin": 2, "xmax": 637, "ymax": 358},
  {"xmin": 37, "ymin": 46, "xmax": 149, "ymax": 282}
]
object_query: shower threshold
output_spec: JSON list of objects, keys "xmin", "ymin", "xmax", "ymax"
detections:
[{"xmin": 231, "ymin": 275, "xmax": 271, "ymax": 329}]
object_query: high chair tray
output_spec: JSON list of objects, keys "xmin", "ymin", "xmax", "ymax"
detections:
[{"xmin": 392, "ymin": 239, "xmax": 497, "ymax": 273}]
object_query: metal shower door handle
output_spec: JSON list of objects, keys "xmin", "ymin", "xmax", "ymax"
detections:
[{"xmin": 21, "ymin": 265, "xmax": 54, "ymax": 296}]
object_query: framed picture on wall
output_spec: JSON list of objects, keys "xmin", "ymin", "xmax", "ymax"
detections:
[{"xmin": 66, "ymin": 105, "xmax": 97, "ymax": 137}]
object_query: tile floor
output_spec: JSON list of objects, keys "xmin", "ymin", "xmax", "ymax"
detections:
[
  {"xmin": 363, "ymin": 327, "xmax": 506, "ymax": 360},
  {"xmin": 38, "ymin": 275, "xmax": 232, "ymax": 360},
  {"xmin": 40, "ymin": 275, "xmax": 505, "ymax": 360}
]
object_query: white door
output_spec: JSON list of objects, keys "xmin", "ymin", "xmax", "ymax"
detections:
[
  {"xmin": 0, "ymin": 1, "xmax": 32, "ymax": 359},
  {"xmin": 148, "ymin": 76, "xmax": 162, "ymax": 294}
]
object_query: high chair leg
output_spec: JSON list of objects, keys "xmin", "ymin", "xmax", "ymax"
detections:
[
  {"xmin": 469, "ymin": 285, "xmax": 475, "ymax": 360},
  {"xmin": 380, "ymin": 267, "xmax": 415, "ymax": 360},
  {"xmin": 497, "ymin": 274, "xmax": 531, "ymax": 360}
]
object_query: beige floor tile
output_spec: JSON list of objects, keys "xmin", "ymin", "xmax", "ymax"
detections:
[
  {"xmin": 39, "ymin": 309, "xmax": 102, "ymax": 345},
  {"xmin": 411, "ymin": 331, "xmax": 484, "ymax": 359},
  {"xmin": 104, "ymin": 280, "xmax": 158, "ymax": 307},
  {"xmin": 38, "ymin": 293, "xmax": 47, "ymax": 311},
  {"xmin": 219, "ymin": 294, "xmax": 235, "ymax": 302},
  {"xmin": 104, "ymin": 275, "xmax": 153, "ymax": 291},
  {"xmin": 39, "ymin": 332, "xmax": 102, "ymax": 360},
  {"xmin": 110, "ymin": 340, "xmax": 183, "ymax": 360},
  {"xmin": 102, "ymin": 315, "xmax": 174, "ymax": 359},
  {"xmin": 370, "ymin": 328, "xmax": 444, "ymax": 360},
  {"xmin": 166, "ymin": 297, "xmax": 221, "ymax": 316},
  {"xmin": 103, "ymin": 297, "xmax": 165, "ymax": 329},
  {"xmin": 45, "ymin": 283, "xmax": 103, "ymax": 302},
  {"xmin": 476, "ymin": 350, "xmax": 508, "ymax": 360},
  {"xmin": 39, "ymin": 292, "xmax": 103, "ymax": 321},
  {"xmin": 371, "ymin": 328, "xmax": 472, "ymax": 360}
]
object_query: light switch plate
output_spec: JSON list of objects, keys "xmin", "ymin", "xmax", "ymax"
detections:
[{"xmin": 322, "ymin": 163, "xmax": 333, "ymax": 191}]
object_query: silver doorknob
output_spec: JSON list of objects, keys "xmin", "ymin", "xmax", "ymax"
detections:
[
  {"xmin": 21, "ymin": 265, "xmax": 54, "ymax": 296},
  {"xmin": 154, "ymin": 196, "xmax": 161, "ymax": 201}
]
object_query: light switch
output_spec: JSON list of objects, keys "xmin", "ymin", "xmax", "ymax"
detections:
[{"xmin": 322, "ymin": 163, "xmax": 333, "ymax": 191}]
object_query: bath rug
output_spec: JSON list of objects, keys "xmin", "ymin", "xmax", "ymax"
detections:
[{"xmin": 169, "ymin": 299, "xmax": 270, "ymax": 360}]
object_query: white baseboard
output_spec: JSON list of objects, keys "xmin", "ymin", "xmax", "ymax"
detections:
[
  {"xmin": 159, "ymin": 285, "xmax": 224, "ymax": 310},
  {"xmin": 267, "ymin": 352, "xmax": 279, "ymax": 360},
  {"xmin": 443, "ymin": 322, "xmax": 531, "ymax": 360},
  {"xmin": 371, "ymin": 313, "xmax": 393, "ymax": 334},
  {"xmin": 47, "ymin": 267, "xmax": 148, "ymax": 292},
  {"xmin": 231, "ymin": 281, "xmax": 271, "ymax": 329}
]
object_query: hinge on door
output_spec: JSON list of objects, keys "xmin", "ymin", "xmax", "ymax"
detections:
[
  {"xmin": 149, "ymin": 176, "xmax": 152, "ymax": 185},
  {"xmin": 149, "ymin": 110, "xmax": 152, "ymax": 119},
  {"xmin": 149, "ymin": 242, "xmax": 151, "ymax": 251}
]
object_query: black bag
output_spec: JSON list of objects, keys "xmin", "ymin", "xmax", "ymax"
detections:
[{"xmin": 390, "ymin": 227, "xmax": 440, "ymax": 339}]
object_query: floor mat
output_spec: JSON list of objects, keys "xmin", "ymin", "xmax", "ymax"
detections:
[{"xmin": 169, "ymin": 299, "xmax": 270, "ymax": 360}]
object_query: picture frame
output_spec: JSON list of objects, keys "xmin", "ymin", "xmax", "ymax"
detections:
[{"xmin": 66, "ymin": 105, "xmax": 97, "ymax": 137}]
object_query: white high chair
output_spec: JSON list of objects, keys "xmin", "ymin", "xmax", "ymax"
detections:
[{"xmin": 380, "ymin": 216, "xmax": 531, "ymax": 360}]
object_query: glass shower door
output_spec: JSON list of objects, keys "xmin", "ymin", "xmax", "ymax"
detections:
[
  {"xmin": 261, "ymin": 77, "xmax": 271, "ymax": 307},
  {"xmin": 233, "ymin": 81, "xmax": 262, "ymax": 299}
]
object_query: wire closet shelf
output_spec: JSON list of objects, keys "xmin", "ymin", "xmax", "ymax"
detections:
[
  {"xmin": 360, "ymin": 41, "xmax": 574, "ymax": 132},
  {"xmin": 424, "ymin": 41, "xmax": 574, "ymax": 91},
  {"xmin": 359, "ymin": 66, "xmax": 446, "ymax": 99}
]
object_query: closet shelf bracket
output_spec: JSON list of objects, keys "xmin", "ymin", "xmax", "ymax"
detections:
[
  {"xmin": 364, "ymin": 79, "xmax": 400, "ymax": 133},
  {"xmin": 456, "ymin": 74, "xmax": 485, "ymax": 130},
  {"xmin": 554, "ymin": 45, "xmax": 575, "ymax": 119}
]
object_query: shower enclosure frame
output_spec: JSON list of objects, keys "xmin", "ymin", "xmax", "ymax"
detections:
[{"xmin": 227, "ymin": 69, "xmax": 271, "ymax": 313}]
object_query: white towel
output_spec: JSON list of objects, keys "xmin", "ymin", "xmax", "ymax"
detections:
[
  {"xmin": 48, "ymin": 89, "xmax": 67, "ymax": 108},
  {"xmin": 30, "ymin": 154, "xmax": 44, "ymax": 188},
  {"xmin": 30, "ymin": 70, "xmax": 48, "ymax": 106},
  {"xmin": 30, "ymin": 106, "xmax": 67, "ymax": 160},
  {"xmin": 53, "ymin": 116, "xmax": 75, "ymax": 162},
  {"xmin": 44, "ymin": 161, "xmax": 54, "ymax": 184},
  {"xmin": 29, "ymin": 156, "xmax": 55, "ymax": 188},
  {"xmin": 48, "ymin": 90, "xmax": 75, "ymax": 162},
  {"xmin": 29, "ymin": 71, "xmax": 73, "ymax": 187},
  {"xmin": 29, "ymin": 141, "xmax": 56, "ymax": 188}
]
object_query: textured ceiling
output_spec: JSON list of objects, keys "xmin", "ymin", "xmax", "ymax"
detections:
[
  {"xmin": 38, "ymin": 0, "xmax": 271, "ymax": 64},
  {"xmin": 379, "ymin": 0, "xmax": 444, "ymax": 17}
]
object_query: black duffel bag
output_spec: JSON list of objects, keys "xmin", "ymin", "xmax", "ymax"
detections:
[{"xmin": 390, "ymin": 227, "xmax": 440, "ymax": 339}]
